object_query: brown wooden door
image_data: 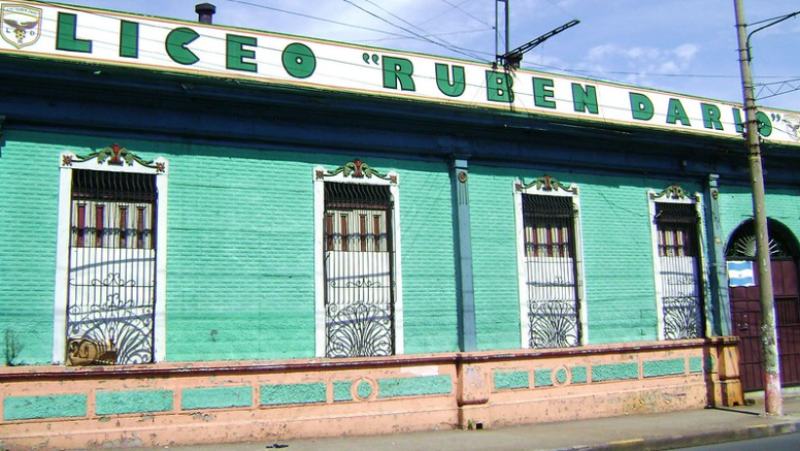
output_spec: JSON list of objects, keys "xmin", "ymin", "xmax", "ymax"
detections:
[{"xmin": 730, "ymin": 259, "xmax": 800, "ymax": 391}]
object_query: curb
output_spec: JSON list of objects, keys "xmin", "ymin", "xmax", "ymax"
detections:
[{"xmin": 559, "ymin": 419, "xmax": 800, "ymax": 451}]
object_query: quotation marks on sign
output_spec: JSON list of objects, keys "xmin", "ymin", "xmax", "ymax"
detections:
[
  {"xmin": 772, "ymin": 113, "xmax": 800, "ymax": 140},
  {"xmin": 362, "ymin": 53, "xmax": 380, "ymax": 65}
]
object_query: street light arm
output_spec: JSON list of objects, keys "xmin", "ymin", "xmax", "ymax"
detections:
[
  {"xmin": 498, "ymin": 19, "xmax": 580, "ymax": 68},
  {"xmin": 745, "ymin": 10, "xmax": 800, "ymax": 61}
]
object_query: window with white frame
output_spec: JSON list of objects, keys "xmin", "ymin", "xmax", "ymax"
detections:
[
  {"xmin": 514, "ymin": 176, "xmax": 586, "ymax": 349},
  {"xmin": 54, "ymin": 145, "xmax": 168, "ymax": 365},
  {"xmin": 314, "ymin": 160, "xmax": 402, "ymax": 358},
  {"xmin": 649, "ymin": 185, "xmax": 704, "ymax": 340}
]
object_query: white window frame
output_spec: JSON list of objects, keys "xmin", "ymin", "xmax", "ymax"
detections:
[
  {"xmin": 647, "ymin": 186, "xmax": 708, "ymax": 340},
  {"xmin": 513, "ymin": 177, "xmax": 588, "ymax": 349},
  {"xmin": 53, "ymin": 150, "xmax": 169, "ymax": 364},
  {"xmin": 313, "ymin": 165, "xmax": 403, "ymax": 357}
]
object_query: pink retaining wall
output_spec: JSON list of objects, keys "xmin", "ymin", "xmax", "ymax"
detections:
[{"xmin": 0, "ymin": 338, "xmax": 742, "ymax": 450}]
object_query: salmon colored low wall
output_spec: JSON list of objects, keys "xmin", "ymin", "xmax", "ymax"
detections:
[{"xmin": 0, "ymin": 337, "xmax": 741, "ymax": 450}]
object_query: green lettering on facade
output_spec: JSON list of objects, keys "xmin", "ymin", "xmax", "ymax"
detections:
[
  {"xmin": 166, "ymin": 27, "xmax": 200, "ymax": 65},
  {"xmin": 435, "ymin": 63, "xmax": 465, "ymax": 97},
  {"xmin": 227, "ymin": 34, "xmax": 257, "ymax": 73},
  {"xmin": 757, "ymin": 111, "xmax": 773, "ymax": 137},
  {"xmin": 56, "ymin": 13, "xmax": 92, "ymax": 53},
  {"xmin": 731, "ymin": 108, "xmax": 772, "ymax": 136},
  {"xmin": 532, "ymin": 77, "xmax": 556, "ymax": 109},
  {"xmin": 666, "ymin": 98, "xmax": 691, "ymax": 126},
  {"xmin": 701, "ymin": 103, "xmax": 724, "ymax": 130},
  {"xmin": 119, "ymin": 21, "xmax": 139, "ymax": 59},
  {"xmin": 572, "ymin": 83, "xmax": 598, "ymax": 114},
  {"xmin": 732, "ymin": 108, "xmax": 745, "ymax": 134},
  {"xmin": 629, "ymin": 92, "xmax": 654, "ymax": 121},
  {"xmin": 282, "ymin": 43, "xmax": 316, "ymax": 79},
  {"xmin": 486, "ymin": 70, "xmax": 514, "ymax": 103},
  {"xmin": 382, "ymin": 56, "xmax": 415, "ymax": 91}
]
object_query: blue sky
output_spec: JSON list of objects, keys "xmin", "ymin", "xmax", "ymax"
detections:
[{"xmin": 62, "ymin": 0, "xmax": 799, "ymax": 110}]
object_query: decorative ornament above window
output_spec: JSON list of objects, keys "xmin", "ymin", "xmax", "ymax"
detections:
[
  {"xmin": 650, "ymin": 184, "xmax": 692, "ymax": 201},
  {"xmin": 317, "ymin": 159, "xmax": 396, "ymax": 183},
  {"xmin": 516, "ymin": 175, "xmax": 575, "ymax": 194},
  {"xmin": 61, "ymin": 144, "xmax": 165, "ymax": 173}
]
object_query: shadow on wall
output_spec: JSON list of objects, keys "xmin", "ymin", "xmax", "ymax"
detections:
[{"xmin": 4, "ymin": 329, "xmax": 24, "ymax": 366}]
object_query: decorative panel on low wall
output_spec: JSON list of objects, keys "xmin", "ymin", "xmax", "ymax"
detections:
[{"xmin": 0, "ymin": 338, "xmax": 739, "ymax": 450}]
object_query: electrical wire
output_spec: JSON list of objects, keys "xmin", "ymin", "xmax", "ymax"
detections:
[
  {"xmin": 341, "ymin": 0, "xmax": 487, "ymax": 61},
  {"xmin": 221, "ymin": 0, "xmax": 412, "ymax": 40},
  {"xmin": 358, "ymin": 28, "xmax": 489, "ymax": 44},
  {"xmin": 748, "ymin": 11, "xmax": 800, "ymax": 26},
  {"xmin": 435, "ymin": 0, "xmax": 494, "ymax": 28},
  {"xmin": 419, "ymin": 0, "xmax": 476, "ymax": 26}
]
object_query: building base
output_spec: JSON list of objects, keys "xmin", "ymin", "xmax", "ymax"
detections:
[{"xmin": 0, "ymin": 337, "xmax": 742, "ymax": 450}]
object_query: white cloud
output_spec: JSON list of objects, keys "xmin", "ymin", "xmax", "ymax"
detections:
[{"xmin": 674, "ymin": 43, "xmax": 699, "ymax": 61}]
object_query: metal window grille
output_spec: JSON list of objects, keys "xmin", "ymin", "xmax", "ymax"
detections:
[
  {"xmin": 655, "ymin": 202, "xmax": 704, "ymax": 339},
  {"xmin": 66, "ymin": 169, "xmax": 158, "ymax": 365},
  {"xmin": 522, "ymin": 194, "xmax": 580, "ymax": 349},
  {"xmin": 323, "ymin": 182, "xmax": 395, "ymax": 357}
]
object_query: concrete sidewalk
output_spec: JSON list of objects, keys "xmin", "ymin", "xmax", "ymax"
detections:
[{"xmin": 132, "ymin": 394, "xmax": 800, "ymax": 451}]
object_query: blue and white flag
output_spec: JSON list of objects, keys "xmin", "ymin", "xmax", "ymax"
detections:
[{"xmin": 727, "ymin": 260, "xmax": 755, "ymax": 287}]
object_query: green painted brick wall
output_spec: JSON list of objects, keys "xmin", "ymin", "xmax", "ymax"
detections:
[
  {"xmin": 260, "ymin": 382, "xmax": 326, "ymax": 405},
  {"xmin": 377, "ymin": 375, "xmax": 452, "ymax": 398},
  {"xmin": 592, "ymin": 362, "xmax": 639, "ymax": 382},
  {"xmin": 690, "ymin": 356, "xmax": 705, "ymax": 373},
  {"xmin": 3, "ymin": 394, "xmax": 87, "ymax": 420},
  {"xmin": 95, "ymin": 389, "xmax": 173, "ymax": 415},
  {"xmin": 571, "ymin": 366, "xmax": 587, "ymax": 384},
  {"xmin": 0, "ymin": 130, "xmax": 458, "ymax": 364},
  {"xmin": 0, "ymin": 132, "xmax": 61, "ymax": 365},
  {"xmin": 534, "ymin": 369, "xmax": 553, "ymax": 387},
  {"xmin": 467, "ymin": 169, "xmax": 521, "ymax": 349},
  {"xmin": 718, "ymin": 184, "xmax": 800, "ymax": 248},
  {"xmin": 469, "ymin": 164, "xmax": 705, "ymax": 349},
  {"xmin": 333, "ymin": 381, "xmax": 353, "ymax": 402},
  {"xmin": 643, "ymin": 358, "xmax": 685, "ymax": 378},
  {"xmin": 181, "ymin": 386, "xmax": 252, "ymax": 410},
  {"xmin": 493, "ymin": 370, "xmax": 529, "ymax": 390}
]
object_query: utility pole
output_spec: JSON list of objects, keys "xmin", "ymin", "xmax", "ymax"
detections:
[
  {"xmin": 733, "ymin": 0, "xmax": 782, "ymax": 416},
  {"xmin": 504, "ymin": 0, "xmax": 510, "ymax": 56}
]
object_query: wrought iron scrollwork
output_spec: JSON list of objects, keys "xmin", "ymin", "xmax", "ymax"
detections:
[
  {"xmin": 528, "ymin": 300, "xmax": 579, "ymax": 349},
  {"xmin": 329, "ymin": 278, "xmax": 386, "ymax": 289},
  {"xmin": 662, "ymin": 296, "xmax": 703, "ymax": 340},
  {"xmin": 66, "ymin": 281, "xmax": 154, "ymax": 365},
  {"xmin": 326, "ymin": 302, "xmax": 393, "ymax": 357}
]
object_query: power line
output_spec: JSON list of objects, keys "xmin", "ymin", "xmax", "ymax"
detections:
[
  {"xmin": 358, "ymin": 28, "xmax": 489, "ymax": 44},
  {"xmin": 341, "ymin": 0, "xmax": 486, "ymax": 61},
  {"xmin": 436, "ymin": 0, "xmax": 494, "ymax": 28},
  {"xmin": 419, "ymin": 0, "xmax": 476, "ymax": 26},
  {"xmin": 749, "ymin": 11, "xmax": 800, "ymax": 26},
  {"xmin": 221, "ymin": 0, "xmax": 409, "ymax": 40},
  {"xmin": 357, "ymin": 0, "xmax": 489, "ymax": 61}
]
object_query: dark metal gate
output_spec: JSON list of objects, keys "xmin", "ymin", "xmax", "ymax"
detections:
[
  {"xmin": 728, "ymin": 221, "xmax": 800, "ymax": 391},
  {"xmin": 521, "ymin": 194, "xmax": 580, "ymax": 349},
  {"xmin": 66, "ymin": 169, "xmax": 157, "ymax": 365},
  {"xmin": 654, "ymin": 202, "xmax": 704, "ymax": 339},
  {"xmin": 323, "ymin": 182, "xmax": 394, "ymax": 357}
]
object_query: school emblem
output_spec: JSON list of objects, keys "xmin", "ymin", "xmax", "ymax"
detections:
[{"xmin": 1, "ymin": 3, "xmax": 42, "ymax": 49}]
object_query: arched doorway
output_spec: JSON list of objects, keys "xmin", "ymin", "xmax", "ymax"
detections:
[{"xmin": 726, "ymin": 219, "xmax": 800, "ymax": 391}]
